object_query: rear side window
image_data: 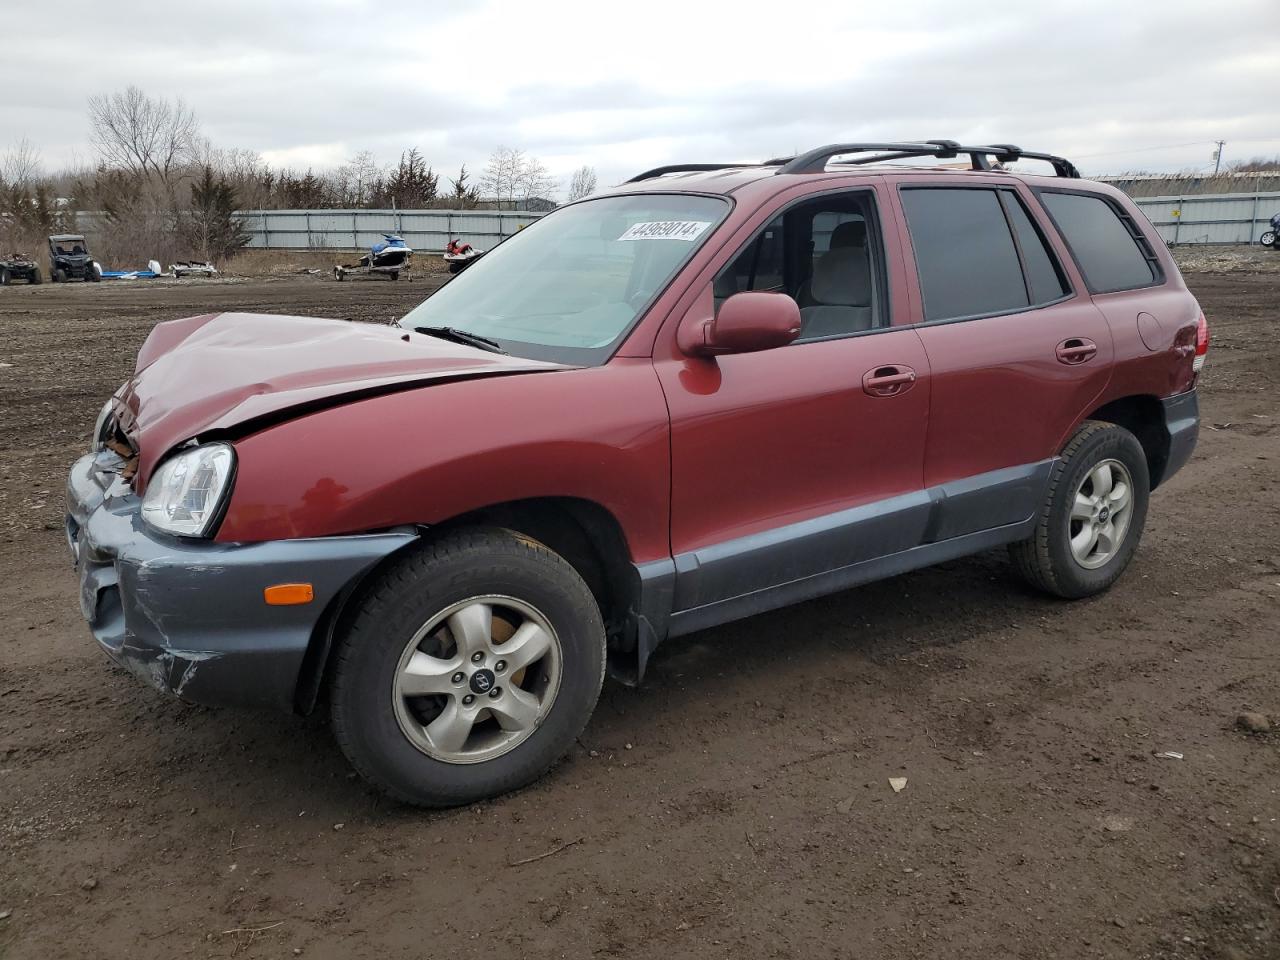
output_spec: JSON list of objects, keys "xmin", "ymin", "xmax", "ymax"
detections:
[
  {"xmin": 1039, "ymin": 191, "xmax": 1159, "ymax": 293},
  {"xmin": 901, "ymin": 188, "xmax": 1028, "ymax": 322}
]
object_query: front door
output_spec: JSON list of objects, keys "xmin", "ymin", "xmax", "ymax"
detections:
[{"xmin": 654, "ymin": 187, "xmax": 932, "ymax": 617}]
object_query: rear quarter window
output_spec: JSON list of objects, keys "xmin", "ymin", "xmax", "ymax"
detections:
[{"xmin": 1039, "ymin": 191, "xmax": 1160, "ymax": 294}]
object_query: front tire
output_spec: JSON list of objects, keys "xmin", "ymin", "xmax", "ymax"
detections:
[
  {"xmin": 1009, "ymin": 421, "xmax": 1150, "ymax": 599},
  {"xmin": 330, "ymin": 528, "xmax": 606, "ymax": 807}
]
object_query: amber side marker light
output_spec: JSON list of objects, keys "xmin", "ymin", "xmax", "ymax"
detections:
[{"xmin": 264, "ymin": 583, "xmax": 314, "ymax": 605}]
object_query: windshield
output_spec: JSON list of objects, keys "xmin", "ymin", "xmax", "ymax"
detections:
[
  {"xmin": 399, "ymin": 194, "xmax": 730, "ymax": 364},
  {"xmin": 53, "ymin": 238, "xmax": 87, "ymax": 255}
]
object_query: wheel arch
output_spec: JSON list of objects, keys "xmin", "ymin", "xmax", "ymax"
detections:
[
  {"xmin": 293, "ymin": 496, "xmax": 649, "ymax": 714},
  {"xmin": 1082, "ymin": 394, "xmax": 1172, "ymax": 488}
]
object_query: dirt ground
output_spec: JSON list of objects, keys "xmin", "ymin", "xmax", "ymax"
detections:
[{"xmin": 1, "ymin": 257, "xmax": 1278, "ymax": 960}]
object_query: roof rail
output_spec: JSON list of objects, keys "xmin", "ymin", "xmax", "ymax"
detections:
[
  {"xmin": 625, "ymin": 143, "xmax": 1080, "ymax": 184},
  {"xmin": 775, "ymin": 142, "xmax": 1080, "ymax": 178},
  {"xmin": 625, "ymin": 163, "xmax": 760, "ymax": 183}
]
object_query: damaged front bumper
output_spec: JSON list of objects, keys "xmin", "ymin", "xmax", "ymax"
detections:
[{"xmin": 66, "ymin": 450, "xmax": 416, "ymax": 711}]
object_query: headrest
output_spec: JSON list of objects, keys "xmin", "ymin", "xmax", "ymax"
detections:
[
  {"xmin": 830, "ymin": 220, "xmax": 867, "ymax": 249},
  {"xmin": 810, "ymin": 247, "xmax": 872, "ymax": 306}
]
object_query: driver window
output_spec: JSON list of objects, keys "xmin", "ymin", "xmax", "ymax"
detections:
[{"xmin": 713, "ymin": 192, "xmax": 885, "ymax": 342}]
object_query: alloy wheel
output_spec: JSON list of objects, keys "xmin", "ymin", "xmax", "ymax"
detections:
[
  {"xmin": 1067, "ymin": 458, "xmax": 1135, "ymax": 569},
  {"xmin": 392, "ymin": 596, "xmax": 563, "ymax": 764}
]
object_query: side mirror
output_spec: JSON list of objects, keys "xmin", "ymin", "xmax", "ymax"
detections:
[{"xmin": 679, "ymin": 291, "xmax": 801, "ymax": 357}]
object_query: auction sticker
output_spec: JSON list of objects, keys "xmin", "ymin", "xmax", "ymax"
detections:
[{"xmin": 617, "ymin": 220, "xmax": 712, "ymax": 242}]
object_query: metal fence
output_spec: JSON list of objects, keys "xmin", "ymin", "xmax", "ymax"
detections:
[
  {"xmin": 1130, "ymin": 191, "xmax": 1279, "ymax": 246},
  {"xmin": 237, "ymin": 191, "xmax": 1280, "ymax": 253},
  {"xmin": 236, "ymin": 208, "xmax": 546, "ymax": 253}
]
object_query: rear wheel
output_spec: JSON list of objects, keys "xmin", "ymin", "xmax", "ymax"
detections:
[
  {"xmin": 1009, "ymin": 421, "xmax": 1150, "ymax": 599},
  {"xmin": 330, "ymin": 528, "xmax": 606, "ymax": 807},
  {"xmin": 1261, "ymin": 230, "xmax": 1277, "ymax": 249}
]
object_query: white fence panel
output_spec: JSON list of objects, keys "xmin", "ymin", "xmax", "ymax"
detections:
[
  {"xmin": 238, "ymin": 208, "xmax": 545, "ymax": 252},
  {"xmin": 237, "ymin": 193, "xmax": 1280, "ymax": 252},
  {"xmin": 1132, "ymin": 191, "xmax": 1280, "ymax": 246}
]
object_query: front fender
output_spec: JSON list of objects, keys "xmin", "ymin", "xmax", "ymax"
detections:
[{"xmin": 217, "ymin": 360, "xmax": 672, "ymax": 565}]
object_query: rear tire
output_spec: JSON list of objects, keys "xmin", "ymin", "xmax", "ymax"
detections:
[
  {"xmin": 1009, "ymin": 421, "xmax": 1150, "ymax": 599},
  {"xmin": 330, "ymin": 528, "xmax": 606, "ymax": 807}
]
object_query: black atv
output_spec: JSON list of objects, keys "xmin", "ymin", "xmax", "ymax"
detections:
[
  {"xmin": 1261, "ymin": 212, "xmax": 1280, "ymax": 251},
  {"xmin": 48, "ymin": 234, "xmax": 101, "ymax": 282},
  {"xmin": 0, "ymin": 252, "xmax": 42, "ymax": 285}
]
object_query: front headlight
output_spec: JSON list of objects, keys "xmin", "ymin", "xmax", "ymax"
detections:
[
  {"xmin": 141, "ymin": 443, "xmax": 236, "ymax": 537},
  {"xmin": 92, "ymin": 399, "xmax": 115, "ymax": 451}
]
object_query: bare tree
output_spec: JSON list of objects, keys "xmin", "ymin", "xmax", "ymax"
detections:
[
  {"xmin": 335, "ymin": 150, "xmax": 383, "ymax": 207},
  {"xmin": 1, "ymin": 137, "xmax": 43, "ymax": 188},
  {"xmin": 566, "ymin": 165, "xmax": 598, "ymax": 202},
  {"xmin": 480, "ymin": 145, "xmax": 525, "ymax": 209},
  {"xmin": 481, "ymin": 146, "xmax": 559, "ymax": 208},
  {"xmin": 88, "ymin": 86, "xmax": 200, "ymax": 187},
  {"xmin": 518, "ymin": 156, "xmax": 556, "ymax": 204}
]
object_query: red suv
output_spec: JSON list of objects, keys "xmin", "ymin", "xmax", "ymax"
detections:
[{"xmin": 67, "ymin": 141, "xmax": 1208, "ymax": 806}]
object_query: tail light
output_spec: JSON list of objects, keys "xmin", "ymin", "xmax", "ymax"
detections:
[{"xmin": 1193, "ymin": 311, "xmax": 1209, "ymax": 373}]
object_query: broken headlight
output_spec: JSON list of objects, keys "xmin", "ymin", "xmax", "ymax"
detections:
[
  {"xmin": 92, "ymin": 399, "xmax": 115, "ymax": 451},
  {"xmin": 141, "ymin": 443, "xmax": 236, "ymax": 537}
]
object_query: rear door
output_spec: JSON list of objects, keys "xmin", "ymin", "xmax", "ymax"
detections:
[{"xmin": 894, "ymin": 180, "xmax": 1112, "ymax": 540}]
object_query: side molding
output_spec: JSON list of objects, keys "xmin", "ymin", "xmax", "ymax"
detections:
[{"xmin": 623, "ymin": 458, "xmax": 1056, "ymax": 680}]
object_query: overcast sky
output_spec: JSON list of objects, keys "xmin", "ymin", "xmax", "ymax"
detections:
[{"xmin": 4, "ymin": 0, "xmax": 1278, "ymax": 192}]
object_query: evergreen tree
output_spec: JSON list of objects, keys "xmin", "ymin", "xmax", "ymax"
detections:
[{"xmin": 186, "ymin": 165, "xmax": 250, "ymax": 261}]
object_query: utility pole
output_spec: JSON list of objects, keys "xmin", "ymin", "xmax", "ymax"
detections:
[{"xmin": 1212, "ymin": 140, "xmax": 1226, "ymax": 175}]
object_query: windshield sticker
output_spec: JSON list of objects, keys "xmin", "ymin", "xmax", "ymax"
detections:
[{"xmin": 617, "ymin": 220, "xmax": 712, "ymax": 242}]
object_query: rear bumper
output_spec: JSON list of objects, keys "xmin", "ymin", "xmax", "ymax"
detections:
[
  {"xmin": 1159, "ymin": 389, "xmax": 1199, "ymax": 486},
  {"xmin": 66, "ymin": 450, "xmax": 415, "ymax": 711}
]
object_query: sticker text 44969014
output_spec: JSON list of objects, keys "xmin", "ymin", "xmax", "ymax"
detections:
[{"xmin": 617, "ymin": 221, "xmax": 712, "ymax": 242}]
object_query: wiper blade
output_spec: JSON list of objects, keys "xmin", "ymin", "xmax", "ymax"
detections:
[{"xmin": 412, "ymin": 326, "xmax": 506, "ymax": 354}]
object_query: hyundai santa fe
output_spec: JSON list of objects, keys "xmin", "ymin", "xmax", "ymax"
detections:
[{"xmin": 66, "ymin": 141, "xmax": 1207, "ymax": 806}]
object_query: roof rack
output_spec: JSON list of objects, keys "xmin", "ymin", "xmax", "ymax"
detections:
[
  {"xmin": 774, "ymin": 141, "xmax": 1080, "ymax": 178},
  {"xmin": 626, "ymin": 141, "xmax": 1080, "ymax": 183}
]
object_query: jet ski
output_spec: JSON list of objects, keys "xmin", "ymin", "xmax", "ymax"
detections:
[
  {"xmin": 443, "ymin": 238, "xmax": 484, "ymax": 274},
  {"xmin": 369, "ymin": 234, "xmax": 412, "ymax": 269},
  {"xmin": 334, "ymin": 234, "xmax": 413, "ymax": 280}
]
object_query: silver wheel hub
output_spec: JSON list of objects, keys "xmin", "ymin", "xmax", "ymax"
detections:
[
  {"xmin": 1068, "ymin": 458, "xmax": 1134, "ymax": 570},
  {"xmin": 392, "ymin": 596, "xmax": 562, "ymax": 764}
]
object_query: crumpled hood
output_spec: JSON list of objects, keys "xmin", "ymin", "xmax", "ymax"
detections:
[{"xmin": 116, "ymin": 312, "xmax": 569, "ymax": 483}]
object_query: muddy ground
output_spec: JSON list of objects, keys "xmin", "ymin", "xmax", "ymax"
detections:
[{"xmin": 0, "ymin": 259, "xmax": 1278, "ymax": 960}]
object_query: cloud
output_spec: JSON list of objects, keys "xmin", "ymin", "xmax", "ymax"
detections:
[{"xmin": 2, "ymin": 0, "xmax": 1277, "ymax": 190}]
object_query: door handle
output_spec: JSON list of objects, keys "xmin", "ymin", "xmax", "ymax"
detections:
[
  {"xmin": 863, "ymin": 365, "xmax": 918, "ymax": 397},
  {"xmin": 1056, "ymin": 338, "xmax": 1098, "ymax": 365}
]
